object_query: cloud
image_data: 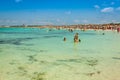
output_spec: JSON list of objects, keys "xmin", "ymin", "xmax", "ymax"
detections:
[
  {"xmin": 15, "ymin": 0, "xmax": 22, "ymax": 3},
  {"xmin": 43, "ymin": 22, "xmax": 53, "ymax": 25},
  {"xmin": 101, "ymin": 7, "xmax": 114, "ymax": 13},
  {"xmin": 34, "ymin": 21, "xmax": 53, "ymax": 25},
  {"xmin": 0, "ymin": 19, "xmax": 17, "ymax": 23},
  {"xmin": 82, "ymin": 20, "xmax": 88, "ymax": 23},
  {"xmin": 0, "ymin": 19, "xmax": 20, "ymax": 25},
  {"xmin": 111, "ymin": 2, "xmax": 115, "ymax": 5},
  {"xmin": 94, "ymin": 5, "xmax": 100, "ymax": 9},
  {"xmin": 56, "ymin": 19, "xmax": 60, "ymax": 22},
  {"xmin": 65, "ymin": 11, "xmax": 71, "ymax": 15},
  {"xmin": 74, "ymin": 20, "xmax": 80, "ymax": 23},
  {"xmin": 111, "ymin": 20, "xmax": 117, "ymax": 22},
  {"xmin": 116, "ymin": 7, "xmax": 120, "ymax": 10},
  {"xmin": 101, "ymin": 20, "xmax": 108, "ymax": 23}
]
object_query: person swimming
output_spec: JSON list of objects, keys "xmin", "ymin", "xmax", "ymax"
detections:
[
  {"xmin": 79, "ymin": 39, "xmax": 81, "ymax": 42},
  {"xmin": 63, "ymin": 37, "xmax": 66, "ymax": 41},
  {"xmin": 102, "ymin": 33, "xmax": 105, "ymax": 35}
]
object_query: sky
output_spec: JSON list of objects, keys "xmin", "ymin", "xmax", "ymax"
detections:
[{"xmin": 0, "ymin": 0, "xmax": 120, "ymax": 25}]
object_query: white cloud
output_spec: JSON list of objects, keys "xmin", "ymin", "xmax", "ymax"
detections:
[
  {"xmin": 101, "ymin": 7, "xmax": 114, "ymax": 13},
  {"xmin": 82, "ymin": 20, "xmax": 88, "ymax": 23},
  {"xmin": 56, "ymin": 19, "xmax": 60, "ymax": 22},
  {"xmin": 101, "ymin": 20, "xmax": 108, "ymax": 23},
  {"xmin": 111, "ymin": 2, "xmax": 115, "ymax": 5},
  {"xmin": 94, "ymin": 5, "xmax": 100, "ymax": 9},
  {"xmin": 65, "ymin": 11, "xmax": 71, "ymax": 15},
  {"xmin": 15, "ymin": 0, "xmax": 22, "ymax": 3},
  {"xmin": 36, "ymin": 21, "xmax": 53, "ymax": 25},
  {"xmin": 111, "ymin": 20, "xmax": 116, "ymax": 22},
  {"xmin": 0, "ymin": 19, "xmax": 19, "ymax": 24},
  {"xmin": 74, "ymin": 20, "xmax": 80, "ymax": 23},
  {"xmin": 116, "ymin": 7, "xmax": 120, "ymax": 10}
]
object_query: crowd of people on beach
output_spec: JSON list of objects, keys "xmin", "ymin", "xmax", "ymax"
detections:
[
  {"xmin": 6, "ymin": 23, "xmax": 120, "ymax": 32},
  {"xmin": 61, "ymin": 23, "xmax": 120, "ymax": 43},
  {"xmin": 41, "ymin": 23, "xmax": 120, "ymax": 32}
]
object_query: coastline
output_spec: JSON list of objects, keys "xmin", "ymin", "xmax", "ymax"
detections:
[{"xmin": 0, "ymin": 23, "xmax": 120, "ymax": 30}]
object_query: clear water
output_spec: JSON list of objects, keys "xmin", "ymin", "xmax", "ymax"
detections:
[{"xmin": 0, "ymin": 28, "xmax": 120, "ymax": 80}]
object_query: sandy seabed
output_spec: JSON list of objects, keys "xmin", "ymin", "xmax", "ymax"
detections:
[{"xmin": 0, "ymin": 28, "xmax": 120, "ymax": 80}]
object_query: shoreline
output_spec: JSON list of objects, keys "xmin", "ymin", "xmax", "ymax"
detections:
[
  {"xmin": 0, "ymin": 24, "xmax": 120, "ymax": 33},
  {"xmin": 0, "ymin": 23, "xmax": 120, "ymax": 30}
]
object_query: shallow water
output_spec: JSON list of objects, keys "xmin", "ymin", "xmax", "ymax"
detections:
[{"xmin": 0, "ymin": 28, "xmax": 120, "ymax": 80}]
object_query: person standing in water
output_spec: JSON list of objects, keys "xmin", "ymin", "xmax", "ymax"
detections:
[{"xmin": 74, "ymin": 33, "xmax": 81, "ymax": 43}]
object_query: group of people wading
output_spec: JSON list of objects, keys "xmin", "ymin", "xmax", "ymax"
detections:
[{"xmin": 63, "ymin": 33, "xmax": 81, "ymax": 43}]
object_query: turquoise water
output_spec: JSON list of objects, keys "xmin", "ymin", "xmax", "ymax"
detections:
[{"xmin": 0, "ymin": 28, "xmax": 120, "ymax": 80}]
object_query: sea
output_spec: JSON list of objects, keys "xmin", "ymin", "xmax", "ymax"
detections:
[{"xmin": 0, "ymin": 27, "xmax": 120, "ymax": 80}]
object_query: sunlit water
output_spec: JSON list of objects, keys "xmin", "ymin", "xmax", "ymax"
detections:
[{"xmin": 0, "ymin": 28, "xmax": 120, "ymax": 80}]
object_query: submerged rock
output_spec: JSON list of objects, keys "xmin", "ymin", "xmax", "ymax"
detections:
[
  {"xmin": 27, "ymin": 55, "xmax": 38, "ymax": 63},
  {"xmin": 57, "ymin": 58, "xmax": 82, "ymax": 63},
  {"xmin": 31, "ymin": 72, "xmax": 46, "ymax": 80},
  {"xmin": 86, "ymin": 59, "xmax": 98, "ymax": 66},
  {"xmin": 112, "ymin": 57, "xmax": 120, "ymax": 60}
]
